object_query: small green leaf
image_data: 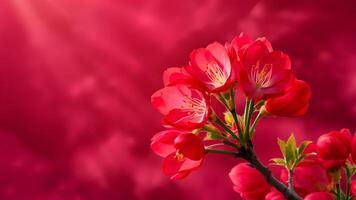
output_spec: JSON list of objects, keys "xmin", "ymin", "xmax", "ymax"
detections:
[
  {"xmin": 298, "ymin": 140, "xmax": 312, "ymax": 155},
  {"xmin": 287, "ymin": 134, "xmax": 297, "ymax": 147},
  {"xmin": 285, "ymin": 134, "xmax": 297, "ymax": 164},
  {"xmin": 270, "ymin": 158, "xmax": 286, "ymax": 166},
  {"xmin": 277, "ymin": 138, "xmax": 286, "ymax": 157}
]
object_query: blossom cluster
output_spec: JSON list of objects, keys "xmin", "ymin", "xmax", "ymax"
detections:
[{"xmin": 149, "ymin": 33, "xmax": 355, "ymax": 200}]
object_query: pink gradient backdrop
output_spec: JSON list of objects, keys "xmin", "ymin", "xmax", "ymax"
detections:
[{"xmin": 0, "ymin": 0, "xmax": 355, "ymax": 199}]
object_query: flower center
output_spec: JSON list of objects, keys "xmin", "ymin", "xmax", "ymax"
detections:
[
  {"xmin": 180, "ymin": 95, "xmax": 206, "ymax": 118},
  {"xmin": 204, "ymin": 62, "xmax": 226, "ymax": 88},
  {"xmin": 174, "ymin": 151, "xmax": 185, "ymax": 161},
  {"xmin": 250, "ymin": 62, "xmax": 273, "ymax": 88}
]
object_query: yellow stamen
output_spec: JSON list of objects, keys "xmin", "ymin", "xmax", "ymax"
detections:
[
  {"xmin": 250, "ymin": 62, "xmax": 273, "ymax": 88},
  {"xmin": 205, "ymin": 62, "xmax": 226, "ymax": 88},
  {"xmin": 179, "ymin": 95, "xmax": 206, "ymax": 119},
  {"xmin": 175, "ymin": 151, "xmax": 185, "ymax": 161}
]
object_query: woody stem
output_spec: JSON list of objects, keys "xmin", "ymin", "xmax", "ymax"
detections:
[
  {"xmin": 237, "ymin": 148, "xmax": 302, "ymax": 200},
  {"xmin": 207, "ymin": 147, "xmax": 303, "ymax": 200},
  {"xmin": 288, "ymin": 169, "xmax": 295, "ymax": 193}
]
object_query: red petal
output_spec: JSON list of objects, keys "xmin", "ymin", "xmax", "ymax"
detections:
[
  {"xmin": 151, "ymin": 130, "xmax": 181, "ymax": 157},
  {"xmin": 170, "ymin": 171, "xmax": 191, "ymax": 180},
  {"xmin": 151, "ymin": 84, "xmax": 209, "ymax": 129},
  {"xmin": 163, "ymin": 67, "xmax": 188, "ymax": 86},
  {"xmin": 188, "ymin": 42, "xmax": 232, "ymax": 92},
  {"xmin": 174, "ymin": 133, "xmax": 205, "ymax": 160},
  {"xmin": 304, "ymin": 192, "xmax": 333, "ymax": 200},
  {"xmin": 230, "ymin": 32, "xmax": 252, "ymax": 52},
  {"xmin": 265, "ymin": 80, "xmax": 311, "ymax": 116},
  {"xmin": 241, "ymin": 38, "xmax": 272, "ymax": 70},
  {"xmin": 162, "ymin": 153, "xmax": 203, "ymax": 180},
  {"xmin": 162, "ymin": 153, "xmax": 184, "ymax": 176}
]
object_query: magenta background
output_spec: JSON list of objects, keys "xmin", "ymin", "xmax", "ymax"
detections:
[{"xmin": 0, "ymin": 0, "xmax": 356, "ymax": 200}]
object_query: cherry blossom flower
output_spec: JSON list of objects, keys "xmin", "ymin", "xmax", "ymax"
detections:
[
  {"xmin": 237, "ymin": 37, "xmax": 294, "ymax": 100},
  {"xmin": 187, "ymin": 42, "xmax": 233, "ymax": 92},
  {"xmin": 151, "ymin": 84, "xmax": 210, "ymax": 129},
  {"xmin": 151, "ymin": 130, "xmax": 205, "ymax": 180}
]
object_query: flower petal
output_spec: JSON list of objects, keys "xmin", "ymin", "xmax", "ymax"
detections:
[
  {"xmin": 151, "ymin": 130, "xmax": 181, "ymax": 157},
  {"xmin": 151, "ymin": 84, "xmax": 209, "ymax": 129},
  {"xmin": 174, "ymin": 133, "xmax": 205, "ymax": 160},
  {"xmin": 162, "ymin": 153, "xmax": 203, "ymax": 180},
  {"xmin": 188, "ymin": 42, "xmax": 232, "ymax": 92}
]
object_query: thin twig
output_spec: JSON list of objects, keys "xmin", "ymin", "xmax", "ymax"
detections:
[{"xmin": 205, "ymin": 148, "xmax": 237, "ymax": 156}]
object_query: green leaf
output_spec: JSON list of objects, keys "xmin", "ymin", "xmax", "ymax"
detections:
[
  {"xmin": 270, "ymin": 158, "xmax": 286, "ymax": 166},
  {"xmin": 298, "ymin": 140, "xmax": 312, "ymax": 155},
  {"xmin": 285, "ymin": 134, "xmax": 297, "ymax": 165},
  {"xmin": 277, "ymin": 138, "xmax": 287, "ymax": 157}
]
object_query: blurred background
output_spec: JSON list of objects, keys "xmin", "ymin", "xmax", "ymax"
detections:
[{"xmin": 0, "ymin": 0, "xmax": 356, "ymax": 199}]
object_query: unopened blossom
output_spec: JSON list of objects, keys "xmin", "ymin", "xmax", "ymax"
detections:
[
  {"xmin": 304, "ymin": 192, "xmax": 334, "ymax": 200},
  {"xmin": 280, "ymin": 162, "xmax": 330, "ymax": 197},
  {"xmin": 350, "ymin": 133, "xmax": 356, "ymax": 163},
  {"xmin": 265, "ymin": 80, "xmax": 311, "ymax": 117},
  {"xmin": 351, "ymin": 180, "xmax": 356, "ymax": 196},
  {"xmin": 316, "ymin": 128, "xmax": 352, "ymax": 170},
  {"xmin": 229, "ymin": 163, "xmax": 271, "ymax": 200},
  {"xmin": 264, "ymin": 188, "xmax": 285, "ymax": 200}
]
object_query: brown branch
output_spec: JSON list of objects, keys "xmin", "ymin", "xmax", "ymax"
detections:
[{"xmin": 236, "ymin": 148, "xmax": 302, "ymax": 200}]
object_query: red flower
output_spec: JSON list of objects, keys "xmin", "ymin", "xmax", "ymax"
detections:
[
  {"xmin": 351, "ymin": 180, "xmax": 356, "ymax": 196},
  {"xmin": 226, "ymin": 32, "xmax": 252, "ymax": 62},
  {"xmin": 163, "ymin": 67, "xmax": 202, "ymax": 88},
  {"xmin": 280, "ymin": 162, "xmax": 329, "ymax": 197},
  {"xmin": 151, "ymin": 84, "xmax": 210, "ymax": 129},
  {"xmin": 237, "ymin": 37, "xmax": 294, "ymax": 100},
  {"xmin": 229, "ymin": 163, "xmax": 271, "ymax": 200},
  {"xmin": 187, "ymin": 42, "xmax": 233, "ymax": 92},
  {"xmin": 151, "ymin": 130, "xmax": 205, "ymax": 180},
  {"xmin": 304, "ymin": 192, "xmax": 333, "ymax": 200},
  {"xmin": 351, "ymin": 133, "xmax": 356, "ymax": 163},
  {"xmin": 264, "ymin": 80, "xmax": 311, "ymax": 117},
  {"xmin": 264, "ymin": 189, "xmax": 285, "ymax": 200},
  {"xmin": 316, "ymin": 128, "xmax": 352, "ymax": 170}
]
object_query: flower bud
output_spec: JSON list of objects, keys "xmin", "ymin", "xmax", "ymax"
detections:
[
  {"xmin": 351, "ymin": 133, "xmax": 356, "ymax": 163},
  {"xmin": 351, "ymin": 180, "xmax": 356, "ymax": 196},
  {"xmin": 316, "ymin": 128, "xmax": 352, "ymax": 170},
  {"xmin": 304, "ymin": 192, "xmax": 333, "ymax": 200},
  {"xmin": 229, "ymin": 163, "xmax": 270, "ymax": 200},
  {"xmin": 264, "ymin": 80, "xmax": 311, "ymax": 117},
  {"xmin": 280, "ymin": 162, "xmax": 329, "ymax": 197},
  {"xmin": 264, "ymin": 189, "xmax": 285, "ymax": 200}
]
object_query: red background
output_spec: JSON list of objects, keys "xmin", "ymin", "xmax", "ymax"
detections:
[{"xmin": 0, "ymin": 0, "xmax": 355, "ymax": 199}]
